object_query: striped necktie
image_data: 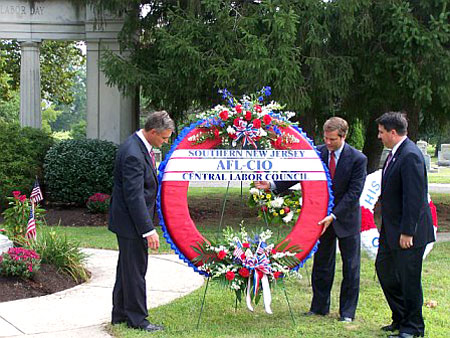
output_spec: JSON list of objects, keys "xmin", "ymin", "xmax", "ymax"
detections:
[
  {"xmin": 329, "ymin": 151, "xmax": 336, "ymax": 179},
  {"xmin": 150, "ymin": 150, "xmax": 156, "ymax": 168},
  {"xmin": 383, "ymin": 151, "xmax": 393, "ymax": 175}
]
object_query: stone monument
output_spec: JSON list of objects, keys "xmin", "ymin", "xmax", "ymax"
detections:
[
  {"xmin": 0, "ymin": 234, "xmax": 13, "ymax": 254},
  {"xmin": 438, "ymin": 144, "xmax": 450, "ymax": 166},
  {"xmin": 416, "ymin": 140, "xmax": 431, "ymax": 171}
]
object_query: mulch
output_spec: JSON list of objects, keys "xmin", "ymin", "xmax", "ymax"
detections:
[{"xmin": 0, "ymin": 264, "xmax": 82, "ymax": 303}]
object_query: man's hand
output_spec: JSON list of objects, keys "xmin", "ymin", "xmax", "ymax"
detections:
[
  {"xmin": 399, "ymin": 234, "xmax": 413, "ymax": 249},
  {"xmin": 146, "ymin": 232, "xmax": 160, "ymax": 251},
  {"xmin": 254, "ymin": 181, "xmax": 270, "ymax": 191},
  {"xmin": 318, "ymin": 215, "xmax": 333, "ymax": 235}
]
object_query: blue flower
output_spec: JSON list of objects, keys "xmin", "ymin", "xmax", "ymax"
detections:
[
  {"xmin": 263, "ymin": 86, "xmax": 272, "ymax": 97},
  {"xmin": 258, "ymin": 96, "xmax": 264, "ymax": 102}
]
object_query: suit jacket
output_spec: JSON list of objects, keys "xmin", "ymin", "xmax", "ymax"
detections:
[
  {"xmin": 109, "ymin": 133, "xmax": 158, "ymax": 239},
  {"xmin": 275, "ymin": 143, "xmax": 367, "ymax": 238},
  {"xmin": 380, "ymin": 138, "xmax": 435, "ymax": 249}
]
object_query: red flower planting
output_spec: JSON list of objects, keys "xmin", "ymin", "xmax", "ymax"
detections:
[{"xmin": 225, "ymin": 271, "xmax": 235, "ymax": 281}]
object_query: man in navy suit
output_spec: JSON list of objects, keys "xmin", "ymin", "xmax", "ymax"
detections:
[
  {"xmin": 375, "ymin": 112, "xmax": 435, "ymax": 338},
  {"xmin": 256, "ymin": 117, "xmax": 367, "ymax": 322},
  {"xmin": 109, "ymin": 110, "xmax": 174, "ymax": 332}
]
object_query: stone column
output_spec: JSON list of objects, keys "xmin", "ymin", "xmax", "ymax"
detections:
[
  {"xmin": 19, "ymin": 41, "xmax": 41, "ymax": 128},
  {"xmin": 86, "ymin": 39, "xmax": 136, "ymax": 144}
]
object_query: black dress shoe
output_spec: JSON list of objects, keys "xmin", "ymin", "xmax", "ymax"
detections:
[
  {"xmin": 304, "ymin": 311, "xmax": 326, "ymax": 316},
  {"xmin": 138, "ymin": 323, "xmax": 164, "ymax": 332},
  {"xmin": 388, "ymin": 333, "xmax": 424, "ymax": 338},
  {"xmin": 111, "ymin": 319, "xmax": 127, "ymax": 325},
  {"xmin": 339, "ymin": 317, "xmax": 353, "ymax": 323},
  {"xmin": 381, "ymin": 322, "xmax": 400, "ymax": 331}
]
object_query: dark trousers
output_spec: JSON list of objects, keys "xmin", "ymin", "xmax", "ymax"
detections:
[
  {"xmin": 112, "ymin": 235, "xmax": 150, "ymax": 328},
  {"xmin": 310, "ymin": 226, "xmax": 361, "ymax": 318},
  {"xmin": 376, "ymin": 241, "xmax": 426, "ymax": 336}
]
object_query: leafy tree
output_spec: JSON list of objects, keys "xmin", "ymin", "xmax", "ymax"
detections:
[{"xmin": 0, "ymin": 40, "xmax": 85, "ymax": 107}]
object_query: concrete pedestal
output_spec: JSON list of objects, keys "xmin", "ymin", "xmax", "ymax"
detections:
[{"xmin": 0, "ymin": 234, "xmax": 13, "ymax": 254}]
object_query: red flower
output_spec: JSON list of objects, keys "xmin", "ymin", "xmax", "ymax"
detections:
[
  {"xmin": 235, "ymin": 105, "xmax": 242, "ymax": 114},
  {"xmin": 19, "ymin": 195, "xmax": 26, "ymax": 202},
  {"xmin": 263, "ymin": 114, "xmax": 272, "ymax": 125},
  {"xmin": 271, "ymin": 248, "xmax": 277, "ymax": 255},
  {"xmin": 255, "ymin": 105, "xmax": 262, "ymax": 113},
  {"xmin": 214, "ymin": 128, "xmax": 220, "ymax": 138},
  {"xmin": 219, "ymin": 110, "xmax": 229, "ymax": 120},
  {"xmin": 12, "ymin": 191, "xmax": 21, "ymax": 199},
  {"xmin": 225, "ymin": 271, "xmax": 235, "ymax": 281},
  {"xmin": 234, "ymin": 117, "xmax": 241, "ymax": 127},
  {"xmin": 238, "ymin": 267, "xmax": 250, "ymax": 278},
  {"xmin": 240, "ymin": 253, "xmax": 246, "ymax": 260},
  {"xmin": 229, "ymin": 133, "xmax": 237, "ymax": 139},
  {"xmin": 273, "ymin": 271, "xmax": 282, "ymax": 279},
  {"xmin": 245, "ymin": 111, "xmax": 252, "ymax": 121},
  {"xmin": 261, "ymin": 205, "xmax": 268, "ymax": 212},
  {"xmin": 252, "ymin": 118, "xmax": 261, "ymax": 128},
  {"xmin": 242, "ymin": 242, "xmax": 250, "ymax": 248},
  {"xmin": 283, "ymin": 207, "xmax": 290, "ymax": 213},
  {"xmin": 217, "ymin": 250, "xmax": 227, "ymax": 260},
  {"xmin": 275, "ymin": 137, "xmax": 283, "ymax": 148}
]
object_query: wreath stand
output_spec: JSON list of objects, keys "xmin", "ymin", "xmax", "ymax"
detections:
[{"xmin": 195, "ymin": 180, "xmax": 297, "ymax": 329}]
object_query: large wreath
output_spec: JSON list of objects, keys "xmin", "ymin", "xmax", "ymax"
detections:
[{"xmin": 157, "ymin": 87, "xmax": 333, "ymax": 312}]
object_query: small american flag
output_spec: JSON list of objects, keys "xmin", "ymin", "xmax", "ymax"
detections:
[
  {"xmin": 233, "ymin": 240, "xmax": 244, "ymax": 259},
  {"xmin": 30, "ymin": 179, "xmax": 43, "ymax": 204},
  {"xmin": 256, "ymin": 241, "xmax": 267, "ymax": 255},
  {"xmin": 26, "ymin": 207, "xmax": 37, "ymax": 240}
]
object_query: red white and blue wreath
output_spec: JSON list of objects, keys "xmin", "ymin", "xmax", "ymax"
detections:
[{"xmin": 157, "ymin": 87, "xmax": 334, "ymax": 313}]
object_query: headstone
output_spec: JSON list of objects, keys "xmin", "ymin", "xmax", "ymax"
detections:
[
  {"xmin": 416, "ymin": 140, "xmax": 431, "ymax": 171},
  {"xmin": 0, "ymin": 234, "xmax": 13, "ymax": 254},
  {"xmin": 379, "ymin": 148, "xmax": 391, "ymax": 169},
  {"xmin": 438, "ymin": 144, "xmax": 450, "ymax": 166}
]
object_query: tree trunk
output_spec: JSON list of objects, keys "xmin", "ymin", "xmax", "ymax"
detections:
[
  {"xmin": 297, "ymin": 111, "xmax": 317, "ymax": 143},
  {"xmin": 362, "ymin": 112, "xmax": 384, "ymax": 174},
  {"xmin": 405, "ymin": 106, "xmax": 420, "ymax": 142}
]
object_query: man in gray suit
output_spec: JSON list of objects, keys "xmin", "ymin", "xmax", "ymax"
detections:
[{"xmin": 109, "ymin": 110, "xmax": 174, "ymax": 332}]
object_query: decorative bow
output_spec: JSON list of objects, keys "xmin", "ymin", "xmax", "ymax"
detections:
[
  {"xmin": 233, "ymin": 239, "xmax": 273, "ymax": 314},
  {"xmin": 233, "ymin": 120, "xmax": 259, "ymax": 149}
]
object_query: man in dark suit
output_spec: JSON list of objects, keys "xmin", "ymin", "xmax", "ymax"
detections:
[
  {"xmin": 256, "ymin": 117, "xmax": 367, "ymax": 322},
  {"xmin": 375, "ymin": 112, "xmax": 435, "ymax": 338},
  {"xmin": 109, "ymin": 110, "xmax": 174, "ymax": 332}
]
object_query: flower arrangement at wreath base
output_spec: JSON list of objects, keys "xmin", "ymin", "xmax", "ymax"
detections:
[
  {"xmin": 0, "ymin": 247, "xmax": 41, "ymax": 279},
  {"xmin": 247, "ymin": 182, "xmax": 302, "ymax": 226},
  {"xmin": 192, "ymin": 225, "xmax": 302, "ymax": 314},
  {"xmin": 188, "ymin": 86, "xmax": 300, "ymax": 150},
  {"xmin": 86, "ymin": 193, "xmax": 111, "ymax": 214},
  {"xmin": 1, "ymin": 191, "xmax": 45, "ymax": 241}
]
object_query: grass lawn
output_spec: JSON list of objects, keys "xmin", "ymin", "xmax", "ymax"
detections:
[
  {"xmin": 105, "ymin": 242, "xmax": 449, "ymax": 338},
  {"xmin": 429, "ymin": 158, "xmax": 450, "ymax": 184}
]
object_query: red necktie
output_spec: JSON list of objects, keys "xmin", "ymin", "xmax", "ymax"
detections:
[
  {"xmin": 150, "ymin": 150, "xmax": 156, "ymax": 168},
  {"xmin": 329, "ymin": 151, "xmax": 336, "ymax": 179}
]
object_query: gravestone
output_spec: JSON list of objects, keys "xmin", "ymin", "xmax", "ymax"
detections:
[
  {"xmin": 438, "ymin": 144, "xmax": 450, "ymax": 166},
  {"xmin": 0, "ymin": 234, "xmax": 13, "ymax": 254},
  {"xmin": 379, "ymin": 148, "xmax": 391, "ymax": 169},
  {"xmin": 416, "ymin": 140, "xmax": 431, "ymax": 171}
]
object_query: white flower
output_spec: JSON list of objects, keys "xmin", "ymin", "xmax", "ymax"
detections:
[
  {"xmin": 258, "ymin": 129, "xmax": 267, "ymax": 137},
  {"xmin": 282, "ymin": 211, "xmax": 294, "ymax": 223},
  {"xmin": 271, "ymin": 197, "xmax": 285, "ymax": 208},
  {"xmin": 260, "ymin": 229, "xmax": 273, "ymax": 242},
  {"xmin": 249, "ymin": 188, "xmax": 260, "ymax": 195},
  {"xmin": 226, "ymin": 125, "xmax": 236, "ymax": 134}
]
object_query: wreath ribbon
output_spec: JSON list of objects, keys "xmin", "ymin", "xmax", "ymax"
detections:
[
  {"xmin": 233, "ymin": 120, "xmax": 259, "ymax": 149},
  {"xmin": 233, "ymin": 239, "xmax": 273, "ymax": 314}
]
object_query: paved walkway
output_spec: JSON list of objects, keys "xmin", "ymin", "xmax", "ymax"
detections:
[{"xmin": 0, "ymin": 249, "xmax": 204, "ymax": 338}]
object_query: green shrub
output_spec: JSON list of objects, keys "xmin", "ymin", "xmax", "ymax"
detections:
[
  {"xmin": 0, "ymin": 122, "xmax": 53, "ymax": 210},
  {"xmin": 27, "ymin": 227, "xmax": 88, "ymax": 282},
  {"xmin": 0, "ymin": 247, "xmax": 41, "ymax": 279},
  {"xmin": 44, "ymin": 139, "xmax": 117, "ymax": 204}
]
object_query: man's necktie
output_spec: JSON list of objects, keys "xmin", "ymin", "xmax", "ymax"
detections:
[
  {"xmin": 150, "ymin": 150, "xmax": 156, "ymax": 168},
  {"xmin": 383, "ymin": 151, "xmax": 393, "ymax": 175},
  {"xmin": 329, "ymin": 151, "xmax": 336, "ymax": 179}
]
